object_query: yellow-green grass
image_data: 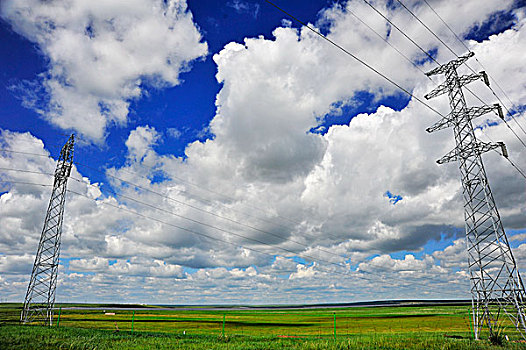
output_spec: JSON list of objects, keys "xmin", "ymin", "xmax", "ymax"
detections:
[
  {"xmin": 2, "ymin": 303, "xmax": 526, "ymax": 349},
  {"xmin": 44, "ymin": 305, "xmax": 474, "ymax": 337}
]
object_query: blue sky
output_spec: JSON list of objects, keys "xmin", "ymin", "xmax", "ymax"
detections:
[
  {"xmin": 0, "ymin": 0, "xmax": 415, "ymax": 172},
  {"xmin": 1, "ymin": 0, "xmax": 526, "ymax": 304},
  {"xmin": 1, "ymin": 0, "xmax": 337, "ymax": 168}
]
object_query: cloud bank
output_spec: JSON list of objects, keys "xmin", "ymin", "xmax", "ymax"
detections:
[{"xmin": 1, "ymin": 0, "xmax": 525, "ymax": 304}]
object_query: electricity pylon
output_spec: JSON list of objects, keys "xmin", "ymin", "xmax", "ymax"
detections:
[
  {"xmin": 21, "ymin": 134, "xmax": 74, "ymax": 325},
  {"xmin": 424, "ymin": 52, "xmax": 526, "ymax": 339}
]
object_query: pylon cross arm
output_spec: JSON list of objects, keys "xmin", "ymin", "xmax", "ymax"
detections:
[
  {"xmin": 436, "ymin": 141, "xmax": 502, "ymax": 164},
  {"xmin": 426, "ymin": 104, "xmax": 501, "ymax": 133},
  {"xmin": 458, "ymin": 72, "xmax": 488, "ymax": 88},
  {"xmin": 425, "ymin": 71, "xmax": 486, "ymax": 100},
  {"xmin": 425, "ymin": 51, "xmax": 474, "ymax": 77}
]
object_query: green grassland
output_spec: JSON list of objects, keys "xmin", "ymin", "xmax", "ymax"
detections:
[{"xmin": 1, "ymin": 303, "xmax": 526, "ymax": 349}]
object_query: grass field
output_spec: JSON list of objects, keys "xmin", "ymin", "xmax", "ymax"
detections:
[{"xmin": 1, "ymin": 303, "xmax": 526, "ymax": 349}]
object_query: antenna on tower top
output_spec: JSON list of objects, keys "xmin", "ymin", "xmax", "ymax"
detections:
[{"xmin": 20, "ymin": 134, "xmax": 74, "ymax": 325}]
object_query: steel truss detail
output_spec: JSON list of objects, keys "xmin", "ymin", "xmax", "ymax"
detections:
[
  {"xmin": 20, "ymin": 135, "xmax": 74, "ymax": 325},
  {"xmin": 425, "ymin": 53, "xmax": 526, "ymax": 339}
]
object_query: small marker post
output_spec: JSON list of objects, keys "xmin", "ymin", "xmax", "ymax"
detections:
[
  {"xmin": 56, "ymin": 307, "xmax": 61, "ymax": 327},
  {"xmin": 333, "ymin": 313, "xmax": 336, "ymax": 340},
  {"xmin": 222, "ymin": 314, "xmax": 225, "ymax": 337},
  {"xmin": 131, "ymin": 310, "xmax": 135, "ymax": 334}
]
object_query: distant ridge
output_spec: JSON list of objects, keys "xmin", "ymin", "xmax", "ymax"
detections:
[{"xmin": 42, "ymin": 299, "xmax": 471, "ymax": 311}]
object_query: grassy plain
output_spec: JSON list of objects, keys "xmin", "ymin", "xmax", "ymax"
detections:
[{"xmin": 1, "ymin": 303, "xmax": 525, "ymax": 349}]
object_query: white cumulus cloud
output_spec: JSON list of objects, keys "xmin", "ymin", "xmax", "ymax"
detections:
[{"xmin": 1, "ymin": 0, "xmax": 207, "ymax": 141}]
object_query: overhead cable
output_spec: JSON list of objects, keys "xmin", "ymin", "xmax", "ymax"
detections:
[
  {"xmin": 68, "ymin": 175, "xmax": 343, "ymax": 267},
  {"xmin": 0, "ymin": 174, "xmax": 469, "ymax": 298},
  {"xmin": 263, "ymin": 0, "xmax": 445, "ymax": 118},
  {"xmin": 420, "ymin": 0, "xmax": 526, "ymax": 139},
  {"xmin": 65, "ymin": 187, "xmax": 465, "ymax": 298}
]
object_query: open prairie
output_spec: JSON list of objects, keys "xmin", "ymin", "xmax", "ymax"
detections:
[{"xmin": 2, "ymin": 303, "xmax": 526, "ymax": 349}]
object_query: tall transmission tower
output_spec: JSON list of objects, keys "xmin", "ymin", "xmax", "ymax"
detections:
[
  {"xmin": 424, "ymin": 52, "xmax": 526, "ymax": 339},
  {"xmin": 20, "ymin": 134, "xmax": 74, "ymax": 325}
]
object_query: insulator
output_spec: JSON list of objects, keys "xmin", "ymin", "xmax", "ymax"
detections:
[
  {"xmin": 482, "ymin": 71, "xmax": 490, "ymax": 87},
  {"xmin": 498, "ymin": 142, "xmax": 509, "ymax": 158},
  {"xmin": 496, "ymin": 104, "xmax": 505, "ymax": 120}
]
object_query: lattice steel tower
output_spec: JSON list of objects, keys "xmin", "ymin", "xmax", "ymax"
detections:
[
  {"xmin": 424, "ymin": 52, "xmax": 526, "ymax": 339},
  {"xmin": 21, "ymin": 134, "xmax": 74, "ymax": 325}
]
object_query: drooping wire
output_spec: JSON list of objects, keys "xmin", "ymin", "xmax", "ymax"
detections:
[
  {"xmin": 0, "ymin": 145, "xmax": 305, "ymax": 235},
  {"xmin": 358, "ymin": 0, "xmax": 440, "ymax": 65},
  {"xmin": 0, "ymin": 166, "xmax": 469, "ymax": 296},
  {"xmin": 0, "ymin": 180, "xmax": 53, "ymax": 188},
  {"xmin": 68, "ymin": 173, "xmax": 343, "ymax": 266},
  {"xmin": 0, "ymin": 171, "xmax": 468, "ymax": 298},
  {"xmin": 393, "ymin": 0, "xmax": 526, "ymax": 151},
  {"xmin": 0, "ymin": 167, "xmax": 55, "ymax": 177},
  {"xmin": 65, "ymin": 188, "xmax": 465, "ymax": 298},
  {"xmin": 476, "ymin": 127, "xmax": 526, "ymax": 180},
  {"xmin": 67, "ymin": 171, "xmax": 471, "ymax": 292},
  {"xmin": 394, "ymin": 0, "xmax": 457, "ymax": 59},
  {"xmin": 262, "ymin": 0, "xmax": 445, "ymax": 118},
  {"xmin": 344, "ymin": 5, "xmax": 431, "ymax": 79},
  {"xmin": 0, "ymin": 149, "xmax": 50, "ymax": 158},
  {"xmin": 2, "ymin": 138, "xmax": 305, "ymax": 228},
  {"xmin": 90, "ymin": 162, "xmax": 301, "ymax": 229},
  {"xmin": 420, "ymin": 0, "xmax": 526, "ymax": 139},
  {"xmin": 116, "ymin": 164, "xmax": 303, "ymax": 226},
  {"xmin": 2, "ymin": 151, "xmax": 455, "ymax": 281}
]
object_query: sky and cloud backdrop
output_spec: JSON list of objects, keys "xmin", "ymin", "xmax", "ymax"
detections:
[{"xmin": 1, "ymin": 0, "xmax": 526, "ymax": 304}]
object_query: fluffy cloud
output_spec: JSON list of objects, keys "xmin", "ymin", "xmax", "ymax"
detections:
[
  {"xmin": 1, "ymin": 0, "xmax": 207, "ymax": 141},
  {"xmin": 1, "ymin": 0, "xmax": 526, "ymax": 304}
]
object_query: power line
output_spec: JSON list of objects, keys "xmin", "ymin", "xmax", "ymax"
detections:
[
  {"xmin": 74, "ymin": 161, "xmax": 390, "ymax": 268},
  {"xmin": 0, "ymin": 167, "xmax": 55, "ymax": 177},
  {"xmin": 479, "ymin": 132, "xmax": 526, "ymax": 181},
  {"xmin": 71, "ymin": 166, "xmax": 470, "ymax": 292},
  {"xmin": 502, "ymin": 154, "xmax": 526, "ymax": 180},
  {"xmin": 0, "ymin": 180, "xmax": 53, "ymax": 188},
  {"xmin": 394, "ymin": 0, "xmax": 457, "ymax": 59},
  {"xmin": 73, "ymin": 162, "xmax": 338, "ymax": 258},
  {"xmin": 344, "ymin": 6, "xmax": 431, "ymax": 78},
  {"xmin": 3, "ymin": 153, "xmax": 465, "ymax": 284},
  {"xmin": 68, "ymin": 175, "xmax": 344, "ymax": 267},
  {"xmin": 77, "ymin": 161, "xmax": 300, "ymax": 230},
  {"xmin": 65, "ymin": 187, "xmax": 465, "ymax": 298},
  {"xmin": 0, "ymin": 175, "xmax": 468, "ymax": 298},
  {"xmin": 1, "ymin": 145, "xmax": 304, "ymax": 231},
  {"xmin": 394, "ymin": 0, "xmax": 526, "ymax": 151},
  {"xmin": 2, "ymin": 168, "xmax": 468, "ymax": 294},
  {"xmin": 420, "ymin": 0, "xmax": 468, "ymax": 53},
  {"xmin": 420, "ymin": 0, "xmax": 526, "ymax": 139},
  {"xmin": 359, "ymin": 0, "xmax": 440, "ymax": 65},
  {"xmin": 0, "ymin": 145, "xmax": 306, "ymax": 238},
  {"xmin": 263, "ymin": 0, "xmax": 445, "ymax": 118},
  {"xmin": 0, "ymin": 149, "xmax": 51, "ymax": 158}
]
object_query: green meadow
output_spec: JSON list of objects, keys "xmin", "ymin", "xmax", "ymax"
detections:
[{"xmin": 1, "ymin": 303, "xmax": 525, "ymax": 349}]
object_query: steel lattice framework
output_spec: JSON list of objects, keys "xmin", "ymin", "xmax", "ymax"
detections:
[
  {"xmin": 425, "ymin": 52, "xmax": 526, "ymax": 339},
  {"xmin": 21, "ymin": 134, "xmax": 74, "ymax": 325}
]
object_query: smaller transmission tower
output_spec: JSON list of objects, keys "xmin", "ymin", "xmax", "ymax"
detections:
[
  {"xmin": 21, "ymin": 134, "xmax": 74, "ymax": 325},
  {"xmin": 424, "ymin": 52, "xmax": 526, "ymax": 339}
]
